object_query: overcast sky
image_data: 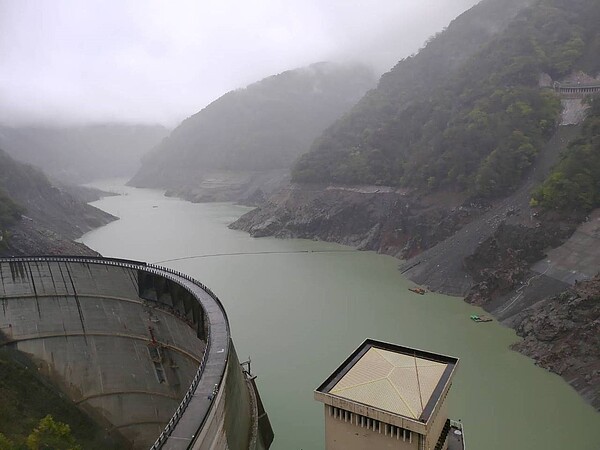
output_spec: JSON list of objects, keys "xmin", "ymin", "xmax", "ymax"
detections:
[{"xmin": 0, "ymin": 0, "xmax": 479, "ymax": 128}]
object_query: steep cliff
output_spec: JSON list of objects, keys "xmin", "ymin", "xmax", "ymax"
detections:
[{"xmin": 512, "ymin": 275, "xmax": 600, "ymax": 409}]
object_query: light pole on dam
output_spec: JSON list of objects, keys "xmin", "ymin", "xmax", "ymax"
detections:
[{"xmin": 0, "ymin": 256, "xmax": 274, "ymax": 450}]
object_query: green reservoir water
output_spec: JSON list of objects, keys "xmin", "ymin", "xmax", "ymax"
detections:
[{"xmin": 81, "ymin": 180, "xmax": 600, "ymax": 450}]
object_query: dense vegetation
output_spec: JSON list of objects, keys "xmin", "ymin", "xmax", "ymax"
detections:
[
  {"xmin": 293, "ymin": 0, "xmax": 600, "ymax": 198},
  {"xmin": 130, "ymin": 62, "xmax": 375, "ymax": 187},
  {"xmin": 532, "ymin": 97, "xmax": 600, "ymax": 213},
  {"xmin": 1, "ymin": 415, "xmax": 81, "ymax": 450},
  {"xmin": 0, "ymin": 349, "xmax": 127, "ymax": 450}
]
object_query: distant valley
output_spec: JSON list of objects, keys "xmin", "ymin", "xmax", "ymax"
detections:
[{"xmin": 0, "ymin": 123, "xmax": 168, "ymax": 185}]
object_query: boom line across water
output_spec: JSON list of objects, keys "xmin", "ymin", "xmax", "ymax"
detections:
[{"xmin": 153, "ymin": 249, "xmax": 358, "ymax": 264}]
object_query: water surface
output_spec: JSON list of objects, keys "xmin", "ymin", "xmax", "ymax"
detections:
[{"xmin": 81, "ymin": 180, "xmax": 600, "ymax": 450}]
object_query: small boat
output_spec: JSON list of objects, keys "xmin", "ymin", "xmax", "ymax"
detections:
[
  {"xmin": 408, "ymin": 287, "xmax": 427, "ymax": 295},
  {"xmin": 470, "ymin": 314, "xmax": 492, "ymax": 323}
]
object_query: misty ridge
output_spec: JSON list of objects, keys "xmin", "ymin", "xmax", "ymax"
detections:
[
  {"xmin": 0, "ymin": 0, "xmax": 484, "ymax": 191},
  {"xmin": 129, "ymin": 62, "xmax": 376, "ymax": 201},
  {"xmin": 0, "ymin": 124, "xmax": 168, "ymax": 185}
]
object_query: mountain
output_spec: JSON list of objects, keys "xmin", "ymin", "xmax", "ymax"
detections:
[
  {"xmin": 0, "ymin": 148, "xmax": 115, "ymax": 256},
  {"xmin": 231, "ymin": 0, "xmax": 600, "ymax": 408},
  {"xmin": 0, "ymin": 123, "xmax": 168, "ymax": 184},
  {"xmin": 129, "ymin": 62, "xmax": 376, "ymax": 202},
  {"xmin": 293, "ymin": 0, "xmax": 598, "ymax": 198}
]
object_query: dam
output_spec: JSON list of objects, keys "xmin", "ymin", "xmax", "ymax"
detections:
[{"xmin": 0, "ymin": 256, "xmax": 273, "ymax": 450}]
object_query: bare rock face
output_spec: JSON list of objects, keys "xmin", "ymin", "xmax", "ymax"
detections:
[
  {"xmin": 561, "ymin": 99, "xmax": 590, "ymax": 126},
  {"xmin": 512, "ymin": 275, "xmax": 600, "ymax": 409},
  {"xmin": 465, "ymin": 221, "xmax": 574, "ymax": 305},
  {"xmin": 230, "ymin": 184, "xmax": 476, "ymax": 258},
  {"xmin": 4, "ymin": 220, "xmax": 100, "ymax": 257},
  {"xmin": 0, "ymin": 148, "xmax": 115, "ymax": 257}
]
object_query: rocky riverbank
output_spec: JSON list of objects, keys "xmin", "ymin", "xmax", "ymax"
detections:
[
  {"xmin": 4, "ymin": 219, "xmax": 102, "ymax": 257},
  {"xmin": 512, "ymin": 275, "xmax": 600, "ymax": 409},
  {"xmin": 0, "ymin": 149, "xmax": 116, "ymax": 257},
  {"xmin": 231, "ymin": 184, "xmax": 480, "ymax": 259},
  {"xmin": 1, "ymin": 182, "xmax": 116, "ymax": 257},
  {"xmin": 159, "ymin": 169, "xmax": 290, "ymax": 204},
  {"xmin": 464, "ymin": 220, "xmax": 575, "ymax": 306}
]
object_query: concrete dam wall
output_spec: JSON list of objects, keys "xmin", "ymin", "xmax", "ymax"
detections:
[{"xmin": 0, "ymin": 257, "xmax": 273, "ymax": 450}]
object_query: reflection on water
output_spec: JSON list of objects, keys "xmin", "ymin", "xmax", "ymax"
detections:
[{"xmin": 81, "ymin": 180, "xmax": 600, "ymax": 450}]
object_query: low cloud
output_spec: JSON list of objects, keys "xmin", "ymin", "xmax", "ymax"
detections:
[{"xmin": 0, "ymin": 0, "xmax": 479, "ymax": 127}]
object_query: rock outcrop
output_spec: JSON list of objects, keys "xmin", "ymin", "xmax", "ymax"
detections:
[
  {"xmin": 513, "ymin": 275, "xmax": 600, "ymax": 409},
  {"xmin": 464, "ymin": 221, "xmax": 574, "ymax": 305},
  {"xmin": 231, "ymin": 184, "xmax": 478, "ymax": 259},
  {"xmin": 0, "ymin": 149, "xmax": 114, "ymax": 257}
]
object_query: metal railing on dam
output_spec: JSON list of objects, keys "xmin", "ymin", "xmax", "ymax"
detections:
[{"xmin": 0, "ymin": 255, "xmax": 231, "ymax": 450}]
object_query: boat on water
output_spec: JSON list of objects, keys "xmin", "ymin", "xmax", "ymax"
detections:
[
  {"xmin": 470, "ymin": 314, "xmax": 492, "ymax": 323},
  {"xmin": 409, "ymin": 287, "xmax": 427, "ymax": 295}
]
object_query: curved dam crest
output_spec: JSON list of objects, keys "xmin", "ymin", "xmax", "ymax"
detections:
[{"xmin": 0, "ymin": 256, "xmax": 273, "ymax": 450}]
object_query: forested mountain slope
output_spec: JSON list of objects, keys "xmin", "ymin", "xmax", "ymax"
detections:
[
  {"xmin": 532, "ymin": 97, "xmax": 600, "ymax": 215},
  {"xmin": 0, "ymin": 123, "xmax": 168, "ymax": 184},
  {"xmin": 293, "ymin": 0, "xmax": 599, "ymax": 199},
  {"xmin": 0, "ymin": 149, "xmax": 114, "ymax": 255},
  {"xmin": 129, "ymin": 62, "xmax": 375, "ymax": 198}
]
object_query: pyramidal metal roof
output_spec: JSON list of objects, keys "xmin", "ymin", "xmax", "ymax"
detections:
[
  {"xmin": 329, "ymin": 347, "xmax": 448, "ymax": 419},
  {"xmin": 315, "ymin": 339, "xmax": 459, "ymax": 426}
]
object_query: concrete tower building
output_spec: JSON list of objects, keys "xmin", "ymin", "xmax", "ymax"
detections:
[{"xmin": 315, "ymin": 339, "xmax": 464, "ymax": 450}]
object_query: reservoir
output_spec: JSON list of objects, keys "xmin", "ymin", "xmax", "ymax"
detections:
[{"xmin": 80, "ymin": 180, "xmax": 600, "ymax": 450}]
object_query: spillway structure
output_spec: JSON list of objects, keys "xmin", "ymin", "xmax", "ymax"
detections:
[{"xmin": 0, "ymin": 256, "xmax": 274, "ymax": 450}]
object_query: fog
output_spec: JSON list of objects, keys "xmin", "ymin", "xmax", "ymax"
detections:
[{"xmin": 0, "ymin": 0, "xmax": 479, "ymax": 127}]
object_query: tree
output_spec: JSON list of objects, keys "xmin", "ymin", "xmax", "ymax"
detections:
[
  {"xmin": 531, "ymin": 98, "xmax": 600, "ymax": 214},
  {"xmin": 26, "ymin": 416, "xmax": 81, "ymax": 450},
  {"xmin": 0, "ymin": 434, "xmax": 14, "ymax": 450}
]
